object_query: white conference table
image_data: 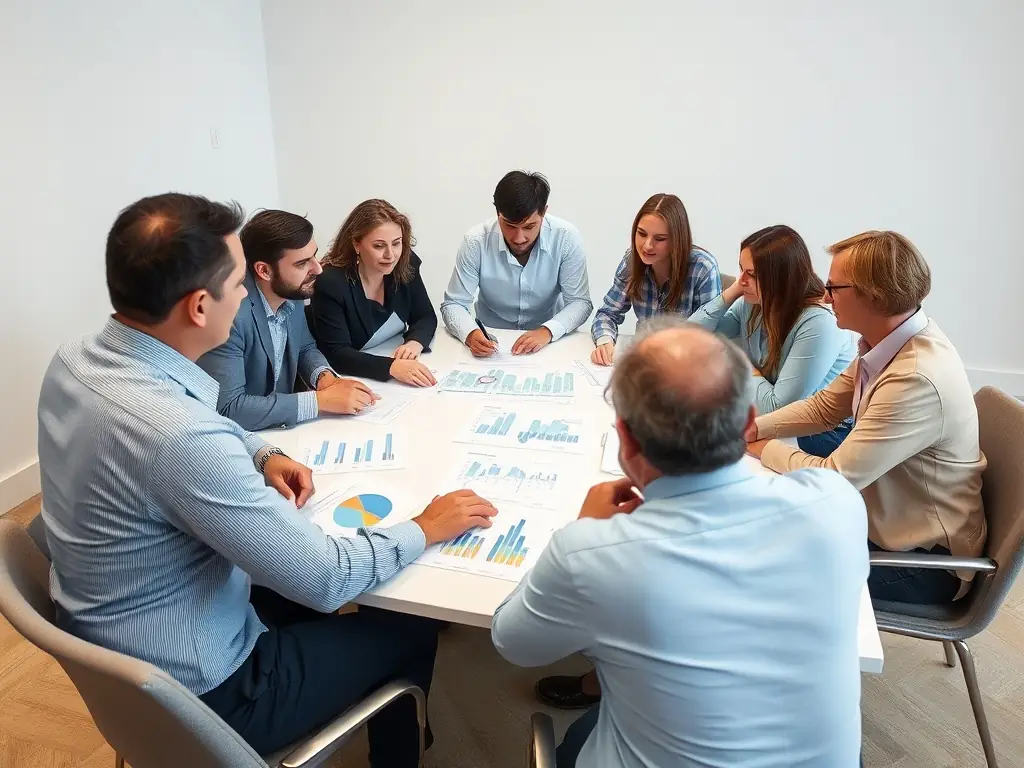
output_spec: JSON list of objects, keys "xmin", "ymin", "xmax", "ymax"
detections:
[{"xmin": 261, "ymin": 328, "xmax": 884, "ymax": 674}]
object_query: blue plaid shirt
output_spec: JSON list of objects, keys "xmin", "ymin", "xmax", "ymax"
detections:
[{"xmin": 591, "ymin": 248, "xmax": 721, "ymax": 344}]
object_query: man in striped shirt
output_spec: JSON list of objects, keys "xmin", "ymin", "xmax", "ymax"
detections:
[{"xmin": 37, "ymin": 193, "xmax": 496, "ymax": 765}]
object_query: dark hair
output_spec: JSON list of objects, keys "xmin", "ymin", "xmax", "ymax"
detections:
[
  {"xmin": 492, "ymin": 170, "xmax": 550, "ymax": 222},
  {"xmin": 610, "ymin": 318, "xmax": 752, "ymax": 475},
  {"xmin": 239, "ymin": 209, "xmax": 314, "ymax": 268},
  {"xmin": 321, "ymin": 199, "xmax": 416, "ymax": 284},
  {"xmin": 627, "ymin": 194, "xmax": 694, "ymax": 311},
  {"xmin": 106, "ymin": 193, "xmax": 244, "ymax": 324},
  {"xmin": 741, "ymin": 225, "xmax": 826, "ymax": 378}
]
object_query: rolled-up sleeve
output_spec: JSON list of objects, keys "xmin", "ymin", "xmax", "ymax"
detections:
[
  {"xmin": 440, "ymin": 237, "xmax": 482, "ymax": 342},
  {"xmin": 543, "ymin": 237, "xmax": 593, "ymax": 340}
]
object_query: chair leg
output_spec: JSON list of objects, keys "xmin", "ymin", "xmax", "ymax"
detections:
[
  {"xmin": 952, "ymin": 640, "xmax": 998, "ymax": 768},
  {"xmin": 943, "ymin": 640, "xmax": 957, "ymax": 668}
]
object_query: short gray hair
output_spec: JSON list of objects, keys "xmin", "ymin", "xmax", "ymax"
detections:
[{"xmin": 609, "ymin": 318, "xmax": 753, "ymax": 475}]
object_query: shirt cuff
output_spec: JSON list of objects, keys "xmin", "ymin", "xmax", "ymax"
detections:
[
  {"xmin": 297, "ymin": 390, "xmax": 320, "ymax": 422},
  {"xmin": 387, "ymin": 520, "xmax": 428, "ymax": 565},
  {"xmin": 309, "ymin": 366, "xmax": 333, "ymax": 388},
  {"xmin": 595, "ymin": 335, "xmax": 614, "ymax": 347},
  {"xmin": 543, "ymin": 319, "xmax": 567, "ymax": 342}
]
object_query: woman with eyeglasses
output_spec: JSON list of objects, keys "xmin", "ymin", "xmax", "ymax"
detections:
[{"xmin": 690, "ymin": 225, "xmax": 855, "ymax": 454}]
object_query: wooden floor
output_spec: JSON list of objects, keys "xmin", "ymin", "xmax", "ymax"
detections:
[{"xmin": 2, "ymin": 495, "xmax": 1023, "ymax": 768}]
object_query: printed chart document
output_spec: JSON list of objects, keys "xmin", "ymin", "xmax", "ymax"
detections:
[
  {"xmin": 573, "ymin": 358, "xmax": 612, "ymax": 388},
  {"xmin": 297, "ymin": 429, "xmax": 406, "ymax": 474},
  {"xmin": 454, "ymin": 403, "xmax": 588, "ymax": 455},
  {"xmin": 600, "ymin": 428, "xmax": 625, "ymax": 476},
  {"xmin": 448, "ymin": 449, "xmax": 581, "ymax": 510},
  {"xmin": 416, "ymin": 505, "xmax": 554, "ymax": 582},
  {"xmin": 305, "ymin": 481, "xmax": 419, "ymax": 538},
  {"xmin": 437, "ymin": 365, "xmax": 578, "ymax": 398}
]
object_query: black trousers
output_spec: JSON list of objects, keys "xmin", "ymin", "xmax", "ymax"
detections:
[{"xmin": 200, "ymin": 586, "xmax": 440, "ymax": 766}]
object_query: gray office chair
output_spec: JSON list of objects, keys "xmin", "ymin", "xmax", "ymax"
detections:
[
  {"xmin": 0, "ymin": 519, "xmax": 426, "ymax": 768},
  {"xmin": 528, "ymin": 712, "xmax": 557, "ymax": 768},
  {"xmin": 721, "ymin": 273, "xmax": 736, "ymax": 291},
  {"xmin": 870, "ymin": 386, "xmax": 1024, "ymax": 768}
]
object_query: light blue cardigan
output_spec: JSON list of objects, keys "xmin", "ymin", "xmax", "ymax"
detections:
[{"xmin": 690, "ymin": 295, "xmax": 855, "ymax": 413}]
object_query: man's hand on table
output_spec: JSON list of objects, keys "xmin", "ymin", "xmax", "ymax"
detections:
[
  {"xmin": 316, "ymin": 377, "xmax": 379, "ymax": 414},
  {"xmin": 578, "ymin": 478, "xmax": 643, "ymax": 521},
  {"xmin": 413, "ymin": 490, "xmax": 498, "ymax": 546},
  {"xmin": 511, "ymin": 327, "xmax": 552, "ymax": 355},
  {"xmin": 263, "ymin": 454, "xmax": 315, "ymax": 508}
]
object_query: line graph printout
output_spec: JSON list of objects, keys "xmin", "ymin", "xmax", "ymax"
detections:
[
  {"xmin": 447, "ymin": 450, "xmax": 582, "ymax": 510},
  {"xmin": 455, "ymin": 405, "xmax": 588, "ymax": 454}
]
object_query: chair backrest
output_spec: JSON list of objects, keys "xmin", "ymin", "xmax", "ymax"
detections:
[
  {"xmin": 960, "ymin": 387, "xmax": 1024, "ymax": 631},
  {"xmin": 0, "ymin": 520, "xmax": 267, "ymax": 768},
  {"xmin": 721, "ymin": 273, "xmax": 736, "ymax": 291}
]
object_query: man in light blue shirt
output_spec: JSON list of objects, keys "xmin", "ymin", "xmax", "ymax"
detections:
[
  {"xmin": 440, "ymin": 171, "xmax": 593, "ymax": 356},
  {"xmin": 492, "ymin": 321, "xmax": 868, "ymax": 767},
  {"xmin": 38, "ymin": 193, "xmax": 497, "ymax": 765}
]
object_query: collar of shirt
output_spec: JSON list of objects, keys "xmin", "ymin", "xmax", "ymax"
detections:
[
  {"xmin": 256, "ymin": 283, "xmax": 295, "ymax": 322},
  {"xmin": 857, "ymin": 307, "xmax": 929, "ymax": 382},
  {"xmin": 495, "ymin": 216, "xmax": 552, "ymax": 265},
  {"xmin": 100, "ymin": 317, "xmax": 219, "ymax": 409},
  {"xmin": 642, "ymin": 461, "xmax": 756, "ymax": 503}
]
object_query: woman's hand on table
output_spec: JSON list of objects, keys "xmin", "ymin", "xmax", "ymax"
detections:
[
  {"xmin": 413, "ymin": 490, "xmax": 498, "ymax": 546},
  {"xmin": 390, "ymin": 359, "xmax": 437, "ymax": 387},
  {"xmin": 392, "ymin": 340, "xmax": 423, "ymax": 359},
  {"xmin": 591, "ymin": 343, "xmax": 614, "ymax": 366}
]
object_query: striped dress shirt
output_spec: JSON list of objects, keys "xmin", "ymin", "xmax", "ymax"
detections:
[
  {"xmin": 37, "ymin": 318, "xmax": 425, "ymax": 694},
  {"xmin": 591, "ymin": 248, "xmax": 721, "ymax": 345}
]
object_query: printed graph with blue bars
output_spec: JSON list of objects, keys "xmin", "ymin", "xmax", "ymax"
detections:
[
  {"xmin": 438, "ymin": 517, "xmax": 531, "ymax": 569},
  {"xmin": 303, "ymin": 433, "xmax": 396, "ymax": 470},
  {"xmin": 439, "ymin": 368, "xmax": 575, "ymax": 397}
]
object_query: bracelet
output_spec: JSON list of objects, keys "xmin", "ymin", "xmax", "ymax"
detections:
[{"xmin": 256, "ymin": 447, "xmax": 286, "ymax": 473}]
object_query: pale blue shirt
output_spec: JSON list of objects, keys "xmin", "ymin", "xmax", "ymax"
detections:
[
  {"xmin": 440, "ymin": 215, "xmax": 593, "ymax": 342},
  {"xmin": 37, "ymin": 318, "xmax": 425, "ymax": 694},
  {"xmin": 492, "ymin": 462, "xmax": 868, "ymax": 768},
  {"xmin": 690, "ymin": 296, "xmax": 856, "ymax": 413},
  {"xmin": 256, "ymin": 287, "xmax": 326, "ymax": 422}
]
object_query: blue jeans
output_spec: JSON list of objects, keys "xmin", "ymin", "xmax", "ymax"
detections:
[
  {"xmin": 556, "ymin": 705, "xmax": 599, "ymax": 768},
  {"xmin": 797, "ymin": 419, "xmax": 854, "ymax": 457}
]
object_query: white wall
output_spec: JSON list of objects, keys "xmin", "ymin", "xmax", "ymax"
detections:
[
  {"xmin": 0, "ymin": 0, "xmax": 280, "ymax": 511},
  {"xmin": 263, "ymin": 0, "xmax": 1024, "ymax": 392}
]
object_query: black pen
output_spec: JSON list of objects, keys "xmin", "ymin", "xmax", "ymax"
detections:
[{"xmin": 474, "ymin": 318, "xmax": 498, "ymax": 343}]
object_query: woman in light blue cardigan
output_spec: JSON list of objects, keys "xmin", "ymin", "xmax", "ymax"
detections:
[{"xmin": 690, "ymin": 225, "xmax": 855, "ymax": 454}]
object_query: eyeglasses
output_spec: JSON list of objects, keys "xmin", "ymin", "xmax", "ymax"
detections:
[{"xmin": 824, "ymin": 283, "xmax": 854, "ymax": 299}]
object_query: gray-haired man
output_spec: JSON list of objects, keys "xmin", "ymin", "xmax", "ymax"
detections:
[{"xmin": 492, "ymin": 321, "xmax": 868, "ymax": 768}]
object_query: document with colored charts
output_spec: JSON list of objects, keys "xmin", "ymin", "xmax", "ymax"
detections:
[
  {"xmin": 416, "ymin": 505, "xmax": 555, "ymax": 582},
  {"xmin": 454, "ymin": 404, "xmax": 589, "ymax": 455},
  {"xmin": 297, "ymin": 428, "xmax": 406, "ymax": 474},
  {"xmin": 304, "ymin": 481, "xmax": 418, "ymax": 538},
  {"xmin": 436, "ymin": 365, "xmax": 578, "ymax": 399}
]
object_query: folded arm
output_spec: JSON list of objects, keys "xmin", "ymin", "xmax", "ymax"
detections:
[
  {"xmin": 310, "ymin": 283, "xmax": 394, "ymax": 382},
  {"xmin": 755, "ymin": 312, "xmax": 847, "ymax": 413},
  {"xmin": 756, "ymin": 364, "xmax": 856, "ymax": 439},
  {"xmin": 687, "ymin": 293, "xmax": 743, "ymax": 338}
]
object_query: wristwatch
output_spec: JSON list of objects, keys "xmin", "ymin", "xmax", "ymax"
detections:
[{"xmin": 256, "ymin": 447, "xmax": 286, "ymax": 473}]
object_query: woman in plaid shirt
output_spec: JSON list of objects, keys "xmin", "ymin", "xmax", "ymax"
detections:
[{"xmin": 590, "ymin": 194, "xmax": 721, "ymax": 365}]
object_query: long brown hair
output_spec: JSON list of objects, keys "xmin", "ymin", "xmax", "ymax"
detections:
[
  {"xmin": 626, "ymin": 194, "xmax": 693, "ymax": 311},
  {"xmin": 321, "ymin": 199, "xmax": 416, "ymax": 284},
  {"xmin": 741, "ymin": 225, "xmax": 826, "ymax": 378}
]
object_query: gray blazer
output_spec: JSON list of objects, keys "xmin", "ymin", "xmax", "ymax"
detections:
[{"xmin": 198, "ymin": 270, "xmax": 331, "ymax": 431}]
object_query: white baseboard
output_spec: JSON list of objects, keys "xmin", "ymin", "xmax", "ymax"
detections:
[
  {"xmin": 0, "ymin": 461, "xmax": 40, "ymax": 515},
  {"xmin": 966, "ymin": 368, "xmax": 1024, "ymax": 399}
]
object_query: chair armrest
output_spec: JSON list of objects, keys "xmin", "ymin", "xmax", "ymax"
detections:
[
  {"xmin": 869, "ymin": 551, "xmax": 997, "ymax": 573},
  {"xmin": 280, "ymin": 680, "xmax": 425, "ymax": 768},
  {"xmin": 529, "ymin": 712, "xmax": 557, "ymax": 768}
]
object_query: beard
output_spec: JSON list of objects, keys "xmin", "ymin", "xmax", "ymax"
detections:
[{"xmin": 270, "ymin": 269, "xmax": 316, "ymax": 300}]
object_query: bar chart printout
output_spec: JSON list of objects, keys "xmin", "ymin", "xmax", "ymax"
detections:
[
  {"xmin": 437, "ymin": 367, "xmax": 575, "ymax": 398},
  {"xmin": 417, "ymin": 511, "xmax": 550, "ymax": 582},
  {"xmin": 453, "ymin": 451, "xmax": 571, "ymax": 508},
  {"xmin": 298, "ymin": 431, "xmax": 402, "ymax": 474},
  {"xmin": 458, "ymin": 406, "xmax": 587, "ymax": 454}
]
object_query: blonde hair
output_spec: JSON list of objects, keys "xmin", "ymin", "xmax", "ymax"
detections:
[{"xmin": 828, "ymin": 230, "xmax": 931, "ymax": 316}]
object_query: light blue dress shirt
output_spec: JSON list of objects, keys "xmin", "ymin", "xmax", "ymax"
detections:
[
  {"xmin": 492, "ymin": 462, "xmax": 868, "ymax": 768},
  {"xmin": 37, "ymin": 318, "xmax": 425, "ymax": 694},
  {"xmin": 689, "ymin": 295, "xmax": 856, "ymax": 413},
  {"xmin": 440, "ymin": 215, "xmax": 594, "ymax": 342},
  {"xmin": 256, "ymin": 287, "xmax": 328, "ymax": 422}
]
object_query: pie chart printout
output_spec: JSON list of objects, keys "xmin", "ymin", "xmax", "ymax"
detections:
[{"xmin": 333, "ymin": 493, "xmax": 393, "ymax": 528}]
